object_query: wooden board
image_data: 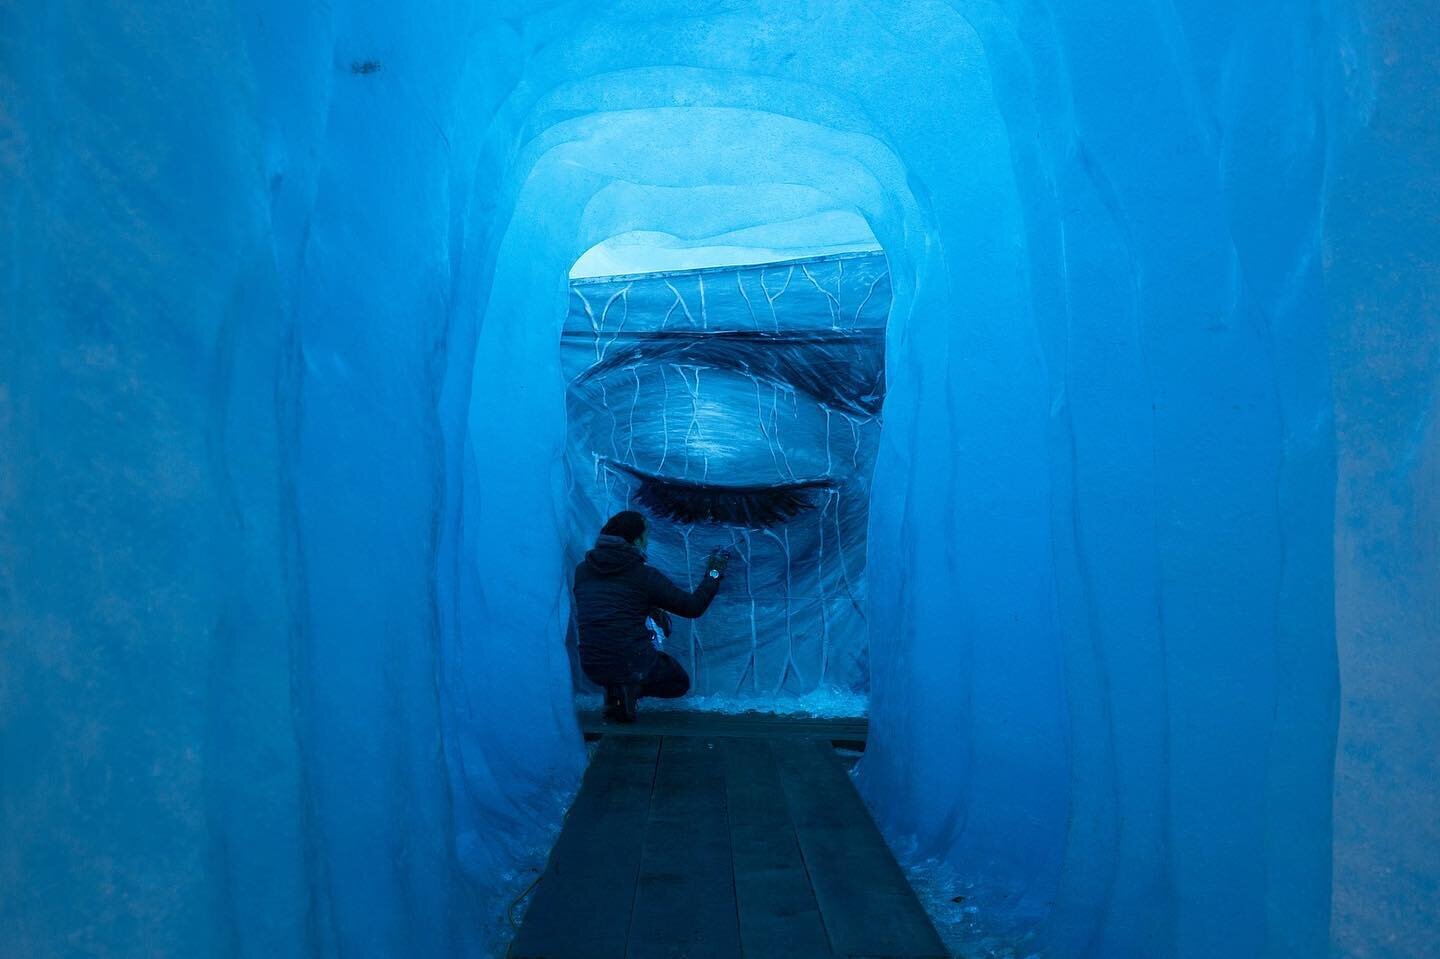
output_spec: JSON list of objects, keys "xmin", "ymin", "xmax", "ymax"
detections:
[
  {"xmin": 772, "ymin": 739, "xmax": 948, "ymax": 958},
  {"xmin": 628, "ymin": 736, "xmax": 741, "ymax": 958},
  {"xmin": 508, "ymin": 736, "xmax": 661, "ymax": 959},
  {"xmin": 721, "ymin": 738, "xmax": 833, "ymax": 959},
  {"xmin": 512, "ymin": 732, "xmax": 945, "ymax": 959},
  {"xmin": 578, "ymin": 708, "xmax": 868, "ymax": 746}
]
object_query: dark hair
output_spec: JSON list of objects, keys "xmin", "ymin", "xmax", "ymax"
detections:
[{"xmin": 600, "ymin": 510, "xmax": 647, "ymax": 544}]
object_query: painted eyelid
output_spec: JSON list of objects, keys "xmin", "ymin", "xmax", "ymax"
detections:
[
  {"xmin": 633, "ymin": 482, "xmax": 820, "ymax": 527},
  {"xmin": 570, "ymin": 330, "xmax": 885, "ymax": 418},
  {"xmin": 602, "ymin": 459, "xmax": 834, "ymax": 494}
]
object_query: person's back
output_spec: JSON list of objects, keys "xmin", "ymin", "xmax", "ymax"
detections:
[
  {"xmin": 572, "ymin": 533, "xmax": 671, "ymax": 683},
  {"xmin": 572, "ymin": 511, "xmax": 726, "ymax": 721}
]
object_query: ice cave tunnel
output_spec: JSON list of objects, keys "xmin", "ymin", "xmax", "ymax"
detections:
[{"xmin": 1, "ymin": 1, "xmax": 1437, "ymax": 958}]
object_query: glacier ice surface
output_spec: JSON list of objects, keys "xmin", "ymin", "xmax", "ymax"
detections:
[{"xmin": 1, "ymin": 1, "xmax": 1436, "ymax": 958}]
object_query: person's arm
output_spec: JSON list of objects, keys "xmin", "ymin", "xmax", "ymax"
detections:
[
  {"xmin": 647, "ymin": 607, "xmax": 674, "ymax": 637},
  {"xmin": 643, "ymin": 562, "xmax": 722, "ymax": 618}
]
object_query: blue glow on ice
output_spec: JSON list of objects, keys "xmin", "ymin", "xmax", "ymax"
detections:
[{"xmin": 1, "ymin": 1, "xmax": 1435, "ymax": 958}]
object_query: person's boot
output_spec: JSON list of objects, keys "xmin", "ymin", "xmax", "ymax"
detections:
[
  {"xmin": 617, "ymin": 683, "xmax": 639, "ymax": 723},
  {"xmin": 602, "ymin": 686, "xmax": 625, "ymax": 722}
]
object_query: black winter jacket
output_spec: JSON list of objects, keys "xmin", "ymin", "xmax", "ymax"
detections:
[{"xmin": 573, "ymin": 535, "xmax": 720, "ymax": 684}]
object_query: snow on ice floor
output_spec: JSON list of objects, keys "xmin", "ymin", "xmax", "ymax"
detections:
[
  {"xmin": 574, "ymin": 686, "xmax": 868, "ymax": 719},
  {"xmin": 893, "ymin": 847, "xmax": 1045, "ymax": 959}
]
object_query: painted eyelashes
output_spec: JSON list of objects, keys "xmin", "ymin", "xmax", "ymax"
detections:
[{"xmin": 604, "ymin": 461, "xmax": 831, "ymax": 528}]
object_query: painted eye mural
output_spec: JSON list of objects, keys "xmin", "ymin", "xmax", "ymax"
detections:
[{"xmin": 561, "ymin": 251, "xmax": 891, "ymax": 698}]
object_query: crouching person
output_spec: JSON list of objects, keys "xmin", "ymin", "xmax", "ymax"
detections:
[{"xmin": 573, "ymin": 510, "xmax": 728, "ymax": 722}]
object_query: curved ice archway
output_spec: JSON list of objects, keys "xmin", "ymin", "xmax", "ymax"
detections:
[
  {"xmin": 445, "ymin": 29, "xmax": 1073, "ymax": 937},
  {"xmin": 453, "ymin": 11, "xmax": 1110, "ymax": 953},
  {"xmin": 441, "ymin": 4, "xmax": 1347, "ymax": 952},
  {"xmin": 576, "ymin": 183, "xmax": 883, "ymax": 255}
]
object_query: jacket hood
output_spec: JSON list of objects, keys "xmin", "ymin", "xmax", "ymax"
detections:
[{"xmin": 585, "ymin": 534, "xmax": 646, "ymax": 575}]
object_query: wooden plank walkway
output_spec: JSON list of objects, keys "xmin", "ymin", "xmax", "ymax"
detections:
[{"xmin": 510, "ymin": 716, "xmax": 945, "ymax": 959}]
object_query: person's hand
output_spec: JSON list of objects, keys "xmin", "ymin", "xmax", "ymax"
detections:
[{"xmin": 706, "ymin": 547, "xmax": 731, "ymax": 577}]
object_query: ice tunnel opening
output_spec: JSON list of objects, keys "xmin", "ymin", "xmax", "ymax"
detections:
[
  {"xmin": 441, "ymin": 12, "xmax": 1350, "ymax": 947},
  {"xmin": 456, "ymin": 80, "xmax": 1073, "ymax": 953},
  {"xmin": 453, "ymin": 99, "xmax": 930, "ymax": 715},
  {"xmin": 559, "ymin": 222, "xmax": 893, "ymax": 707}
]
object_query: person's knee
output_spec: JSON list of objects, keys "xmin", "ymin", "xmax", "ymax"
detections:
[
  {"xmin": 655, "ymin": 669, "xmax": 689, "ymax": 699},
  {"xmin": 668, "ymin": 659, "xmax": 691, "ymax": 697}
]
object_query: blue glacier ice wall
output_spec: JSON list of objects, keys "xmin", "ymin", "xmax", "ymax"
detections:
[
  {"xmin": 0, "ymin": 6, "xmax": 312, "ymax": 955},
  {"xmin": 1, "ymin": 2, "xmax": 1436, "ymax": 959},
  {"xmin": 1324, "ymin": 0, "xmax": 1440, "ymax": 951},
  {"xmin": 2, "ymin": 2, "xmax": 585, "ymax": 955},
  {"xmin": 561, "ymin": 252, "xmax": 889, "ymax": 699}
]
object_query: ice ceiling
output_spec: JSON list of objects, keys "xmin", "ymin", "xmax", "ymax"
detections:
[{"xmin": 1, "ymin": 1, "xmax": 1436, "ymax": 958}]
